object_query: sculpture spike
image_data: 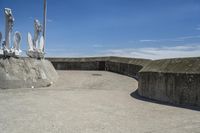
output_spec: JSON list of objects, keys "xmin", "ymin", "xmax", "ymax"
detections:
[
  {"xmin": 34, "ymin": 19, "xmax": 42, "ymax": 49},
  {"xmin": 0, "ymin": 32, "xmax": 2, "ymax": 45},
  {"xmin": 4, "ymin": 8, "xmax": 14, "ymax": 50},
  {"xmin": 0, "ymin": 32, "xmax": 3, "ymax": 55},
  {"xmin": 27, "ymin": 32, "xmax": 34, "ymax": 51},
  {"xmin": 43, "ymin": 0, "xmax": 47, "ymax": 52},
  {"xmin": 39, "ymin": 36, "xmax": 44, "ymax": 52},
  {"xmin": 13, "ymin": 32, "xmax": 21, "ymax": 50}
]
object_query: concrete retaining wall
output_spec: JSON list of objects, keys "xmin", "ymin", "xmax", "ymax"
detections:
[
  {"xmin": 47, "ymin": 56, "xmax": 150, "ymax": 78},
  {"xmin": 105, "ymin": 61, "xmax": 143, "ymax": 79},
  {"xmin": 47, "ymin": 57, "xmax": 107, "ymax": 70},
  {"xmin": 50, "ymin": 61, "xmax": 105, "ymax": 70},
  {"xmin": 105, "ymin": 57, "xmax": 150, "ymax": 78},
  {"xmin": 138, "ymin": 57, "xmax": 200, "ymax": 106},
  {"xmin": 47, "ymin": 56, "xmax": 200, "ymax": 107}
]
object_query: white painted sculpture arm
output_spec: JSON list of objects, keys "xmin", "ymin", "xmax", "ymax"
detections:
[
  {"xmin": 13, "ymin": 31, "xmax": 21, "ymax": 51},
  {"xmin": 38, "ymin": 36, "xmax": 44, "ymax": 52},
  {"xmin": 0, "ymin": 32, "xmax": 2, "ymax": 45},
  {"xmin": 27, "ymin": 32, "xmax": 34, "ymax": 51},
  {"xmin": 0, "ymin": 32, "xmax": 3, "ymax": 55},
  {"xmin": 4, "ymin": 8, "xmax": 14, "ymax": 50},
  {"xmin": 34, "ymin": 19, "xmax": 42, "ymax": 49}
]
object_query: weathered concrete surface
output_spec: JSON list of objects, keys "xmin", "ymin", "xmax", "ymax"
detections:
[
  {"xmin": 105, "ymin": 57, "xmax": 151, "ymax": 79},
  {"xmin": 105, "ymin": 62, "xmax": 143, "ymax": 79},
  {"xmin": 47, "ymin": 56, "xmax": 151, "ymax": 78},
  {"xmin": 138, "ymin": 57, "xmax": 200, "ymax": 106},
  {"xmin": 48, "ymin": 56, "xmax": 200, "ymax": 107},
  {"xmin": 140, "ymin": 57, "xmax": 200, "ymax": 73},
  {"xmin": 0, "ymin": 71, "xmax": 199, "ymax": 133},
  {"xmin": 0, "ymin": 57, "xmax": 58, "ymax": 89},
  {"xmin": 47, "ymin": 57, "xmax": 107, "ymax": 70}
]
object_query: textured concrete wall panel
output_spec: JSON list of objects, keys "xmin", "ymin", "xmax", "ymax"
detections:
[{"xmin": 138, "ymin": 72, "xmax": 200, "ymax": 106}]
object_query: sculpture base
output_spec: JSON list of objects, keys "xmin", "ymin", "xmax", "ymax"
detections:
[
  {"xmin": 27, "ymin": 51, "xmax": 45, "ymax": 59},
  {"xmin": 0, "ymin": 57, "xmax": 58, "ymax": 89},
  {"xmin": 3, "ymin": 49, "xmax": 21, "ymax": 58}
]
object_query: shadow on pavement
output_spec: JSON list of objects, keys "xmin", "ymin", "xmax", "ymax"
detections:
[{"xmin": 130, "ymin": 89, "xmax": 200, "ymax": 112}]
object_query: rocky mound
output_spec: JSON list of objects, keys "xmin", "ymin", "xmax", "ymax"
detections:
[{"xmin": 0, "ymin": 57, "xmax": 58, "ymax": 89}]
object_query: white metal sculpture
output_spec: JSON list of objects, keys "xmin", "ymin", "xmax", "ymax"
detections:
[
  {"xmin": 27, "ymin": 0, "xmax": 46, "ymax": 59},
  {"xmin": 12, "ymin": 32, "xmax": 22, "ymax": 56},
  {"xmin": 27, "ymin": 19, "xmax": 45, "ymax": 58},
  {"xmin": 0, "ymin": 32, "xmax": 3, "ymax": 55},
  {"xmin": 4, "ymin": 8, "xmax": 14, "ymax": 51},
  {"xmin": 0, "ymin": 8, "xmax": 22, "ymax": 57},
  {"xmin": 34, "ymin": 19, "xmax": 42, "ymax": 49},
  {"xmin": 43, "ymin": 0, "xmax": 47, "ymax": 51},
  {"xmin": 0, "ymin": 32, "xmax": 2, "ymax": 45}
]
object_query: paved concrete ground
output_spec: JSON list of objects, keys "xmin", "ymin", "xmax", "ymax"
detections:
[{"xmin": 0, "ymin": 70, "xmax": 199, "ymax": 133}]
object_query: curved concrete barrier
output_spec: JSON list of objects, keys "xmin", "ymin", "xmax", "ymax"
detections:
[
  {"xmin": 47, "ymin": 57, "xmax": 107, "ymax": 70},
  {"xmin": 138, "ymin": 57, "xmax": 200, "ymax": 106},
  {"xmin": 47, "ymin": 56, "xmax": 151, "ymax": 79},
  {"xmin": 105, "ymin": 57, "xmax": 150, "ymax": 79},
  {"xmin": 47, "ymin": 56, "xmax": 200, "ymax": 107}
]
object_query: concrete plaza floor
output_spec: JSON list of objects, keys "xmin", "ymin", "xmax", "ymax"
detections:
[{"xmin": 0, "ymin": 71, "xmax": 199, "ymax": 133}]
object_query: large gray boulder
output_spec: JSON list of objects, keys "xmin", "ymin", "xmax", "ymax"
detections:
[{"xmin": 0, "ymin": 57, "xmax": 58, "ymax": 89}]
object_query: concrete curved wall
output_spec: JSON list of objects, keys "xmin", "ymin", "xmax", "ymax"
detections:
[
  {"xmin": 47, "ymin": 56, "xmax": 200, "ymax": 107},
  {"xmin": 47, "ymin": 56, "xmax": 150, "ymax": 79},
  {"xmin": 138, "ymin": 57, "xmax": 200, "ymax": 106},
  {"xmin": 47, "ymin": 57, "xmax": 107, "ymax": 70}
]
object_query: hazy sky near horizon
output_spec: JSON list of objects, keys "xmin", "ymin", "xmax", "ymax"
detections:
[{"xmin": 0, "ymin": 0, "xmax": 200, "ymax": 59}]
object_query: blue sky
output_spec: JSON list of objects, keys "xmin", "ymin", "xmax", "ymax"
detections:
[{"xmin": 0, "ymin": 0, "xmax": 200, "ymax": 59}]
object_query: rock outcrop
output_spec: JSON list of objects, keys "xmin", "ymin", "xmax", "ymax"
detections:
[{"xmin": 0, "ymin": 57, "xmax": 58, "ymax": 89}]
